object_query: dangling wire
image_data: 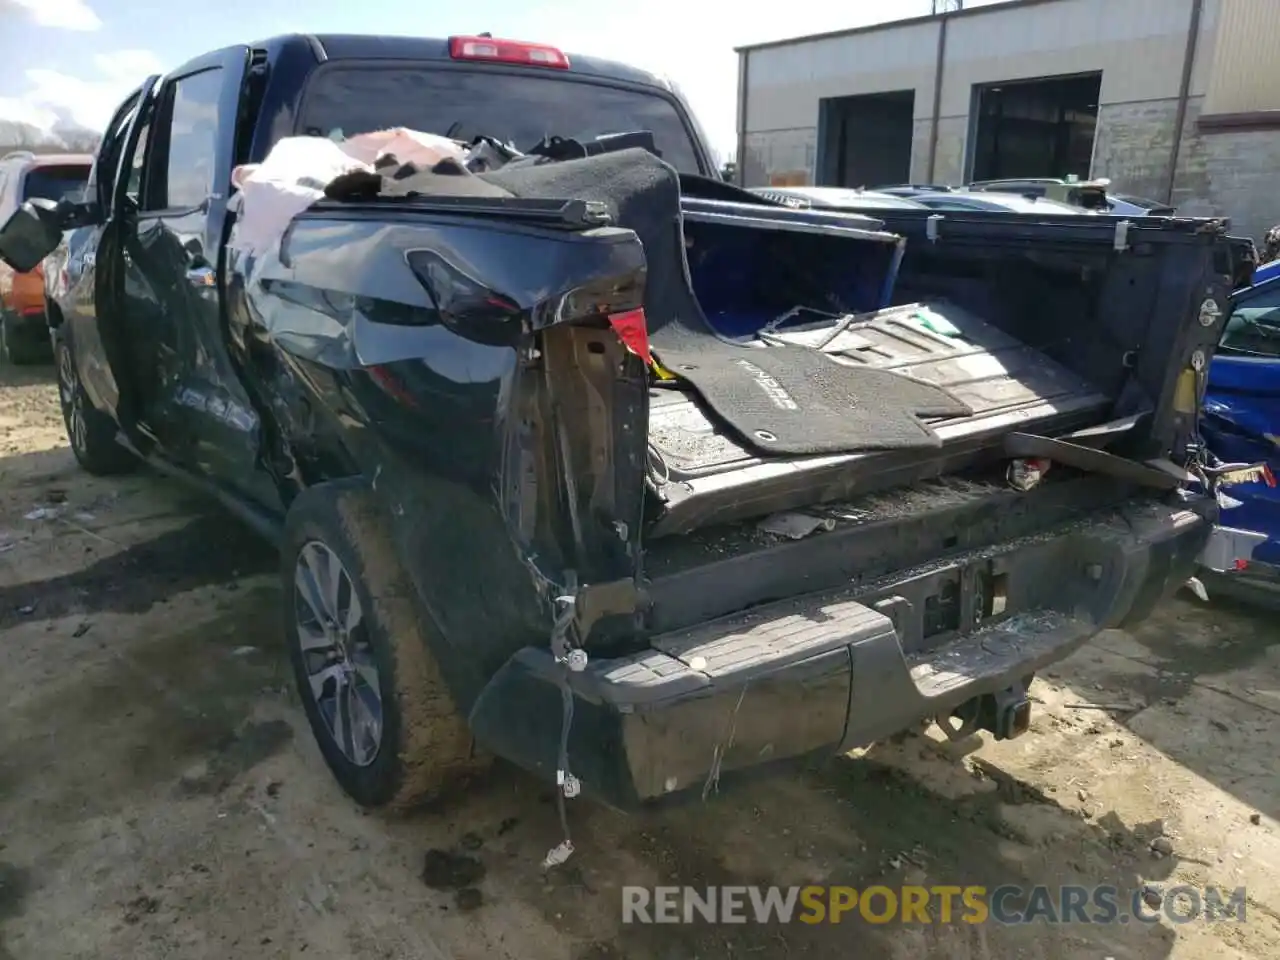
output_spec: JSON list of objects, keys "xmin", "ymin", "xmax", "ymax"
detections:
[
  {"xmin": 541, "ymin": 678, "xmax": 577, "ymax": 869},
  {"xmin": 647, "ymin": 441, "xmax": 671, "ymax": 485},
  {"xmin": 542, "ymin": 594, "xmax": 582, "ymax": 869}
]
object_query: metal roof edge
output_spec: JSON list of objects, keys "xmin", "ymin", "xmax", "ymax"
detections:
[{"xmin": 733, "ymin": 0, "xmax": 1066, "ymax": 54}]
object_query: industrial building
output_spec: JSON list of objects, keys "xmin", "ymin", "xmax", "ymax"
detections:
[{"xmin": 735, "ymin": 0, "xmax": 1280, "ymax": 241}]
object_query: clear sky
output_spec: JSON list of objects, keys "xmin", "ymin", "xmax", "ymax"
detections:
[{"xmin": 0, "ymin": 0, "xmax": 1002, "ymax": 159}]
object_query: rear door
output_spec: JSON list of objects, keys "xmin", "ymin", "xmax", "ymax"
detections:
[
  {"xmin": 62, "ymin": 77, "xmax": 161, "ymax": 446},
  {"xmin": 118, "ymin": 46, "xmax": 272, "ymax": 501},
  {"xmin": 1203, "ymin": 276, "xmax": 1280, "ymax": 564}
]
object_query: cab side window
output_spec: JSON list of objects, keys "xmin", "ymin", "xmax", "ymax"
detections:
[
  {"xmin": 1220, "ymin": 284, "xmax": 1280, "ymax": 357},
  {"xmin": 106, "ymin": 105, "xmax": 153, "ymax": 210},
  {"xmin": 146, "ymin": 68, "xmax": 223, "ymax": 212},
  {"xmin": 127, "ymin": 121, "xmax": 151, "ymax": 204},
  {"xmin": 87, "ymin": 95, "xmax": 141, "ymax": 209}
]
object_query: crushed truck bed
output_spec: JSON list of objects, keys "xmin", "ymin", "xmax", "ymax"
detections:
[{"xmin": 646, "ymin": 302, "xmax": 1113, "ymax": 537}]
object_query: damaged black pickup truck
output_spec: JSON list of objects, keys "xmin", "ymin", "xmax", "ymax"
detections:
[{"xmin": 0, "ymin": 33, "xmax": 1256, "ymax": 816}]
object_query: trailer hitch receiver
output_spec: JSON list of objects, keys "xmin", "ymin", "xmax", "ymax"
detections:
[
  {"xmin": 938, "ymin": 680, "xmax": 1032, "ymax": 743},
  {"xmin": 985, "ymin": 682, "xmax": 1032, "ymax": 740}
]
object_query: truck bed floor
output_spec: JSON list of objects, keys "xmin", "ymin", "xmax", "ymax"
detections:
[{"xmin": 648, "ymin": 301, "xmax": 1109, "ymax": 481}]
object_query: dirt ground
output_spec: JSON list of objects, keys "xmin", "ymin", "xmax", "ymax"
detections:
[{"xmin": 2, "ymin": 363, "xmax": 1279, "ymax": 960}]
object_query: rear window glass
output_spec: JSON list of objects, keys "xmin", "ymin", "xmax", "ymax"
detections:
[
  {"xmin": 1220, "ymin": 284, "xmax": 1280, "ymax": 356},
  {"xmin": 298, "ymin": 66, "xmax": 703, "ymax": 175},
  {"xmin": 1113, "ymin": 195, "xmax": 1164, "ymax": 209},
  {"xmin": 21, "ymin": 164, "xmax": 90, "ymax": 203}
]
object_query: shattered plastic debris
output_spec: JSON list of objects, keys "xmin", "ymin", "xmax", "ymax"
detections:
[
  {"xmin": 1185, "ymin": 576, "xmax": 1210, "ymax": 603},
  {"xmin": 1007, "ymin": 458, "xmax": 1052, "ymax": 492},
  {"xmin": 758, "ymin": 511, "xmax": 837, "ymax": 540},
  {"xmin": 541, "ymin": 840, "xmax": 575, "ymax": 869}
]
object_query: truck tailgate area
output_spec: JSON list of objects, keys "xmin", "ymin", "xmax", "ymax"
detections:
[{"xmin": 469, "ymin": 498, "xmax": 1211, "ymax": 806}]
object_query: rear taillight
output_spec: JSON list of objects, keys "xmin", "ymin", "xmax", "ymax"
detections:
[
  {"xmin": 448, "ymin": 35, "xmax": 570, "ymax": 69},
  {"xmin": 367, "ymin": 364, "xmax": 418, "ymax": 409}
]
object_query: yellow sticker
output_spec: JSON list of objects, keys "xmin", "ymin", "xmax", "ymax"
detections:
[
  {"xmin": 651, "ymin": 359, "xmax": 677, "ymax": 381},
  {"xmin": 1172, "ymin": 368, "xmax": 1198, "ymax": 414}
]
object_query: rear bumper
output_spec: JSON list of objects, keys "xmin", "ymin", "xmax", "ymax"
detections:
[{"xmin": 469, "ymin": 497, "xmax": 1213, "ymax": 809}]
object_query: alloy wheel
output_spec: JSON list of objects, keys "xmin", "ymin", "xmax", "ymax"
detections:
[
  {"xmin": 293, "ymin": 540, "xmax": 384, "ymax": 766},
  {"xmin": 57, "ymin": 343, "xmax": 87, "ymax": 455}
]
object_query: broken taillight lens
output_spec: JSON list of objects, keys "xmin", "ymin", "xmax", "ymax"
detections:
[{"xmin": 366, "ymin": 364, "xmax": 418, "ymax": 409}]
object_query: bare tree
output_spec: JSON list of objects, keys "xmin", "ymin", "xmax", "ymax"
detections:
[{"xmin": 0, "ymin": 120, "xmax": 100, "ymax": 156}]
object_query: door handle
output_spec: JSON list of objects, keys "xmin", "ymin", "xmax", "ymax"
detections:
[{"xmin": 186, "ymin": 265, "xmax": 216, "ymax": 288}]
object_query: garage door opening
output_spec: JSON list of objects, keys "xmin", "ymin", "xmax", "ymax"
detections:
[
  {"xmin": 818, "ymin": 90, "xmax": 915, "ymax": 188},
  {"xmin": 969, "ymin": 73, "xmax": 1101, "ymax": 182}
]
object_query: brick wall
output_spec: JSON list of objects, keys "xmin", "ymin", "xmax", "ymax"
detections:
[
  {"xmin": 742, "ymin": 129, "xmax": 815, "ymax": 187},
  {"xmin": 1094, "ymin": 97, "xmax": 1280, "ymax": 243}
]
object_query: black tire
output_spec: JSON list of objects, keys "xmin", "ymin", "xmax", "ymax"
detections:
[
  {"xmin": 54, "ymin": 333, "xmax": 138, "ymax": 476},
  {"xmin": 282, "ymin": 483, "xmax": 484, "ymax": 809},
  {"xmin": 0, "ymin": 310, "xmax": 50, "ymax": 365}
]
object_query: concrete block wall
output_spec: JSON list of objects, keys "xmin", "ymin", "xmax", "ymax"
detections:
[
  {"xmin": 1091, "ymin": 99, "xmax": 1184, "ymax": 203},
  {"xmin": 1092, "ymin": 97, "xmax": 1280, "ymax": 242},
  {"xmin": 742, "ymin": 129, "xmax": 815, "ymax": 186},
  {"xmin": 1175, "ymin": 116, "xmax": 1280, "ymax": 243},
  {"xmin": 926, "ymin": 117, "xmax": 971, "ymax": 186}
]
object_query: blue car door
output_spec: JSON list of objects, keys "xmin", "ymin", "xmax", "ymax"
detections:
[{"xmin": 1202, "ymin": 275, "xmax": 1280, "ymax": 565}]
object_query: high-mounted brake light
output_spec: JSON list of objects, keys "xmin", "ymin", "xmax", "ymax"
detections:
[{"xmin": 448, "ymin": 35, "xmax": 570, "ymax": 69}]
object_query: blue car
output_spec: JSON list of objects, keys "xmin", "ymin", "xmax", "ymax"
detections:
[
  {"xmin": 1252, "ymin": 258, "xmax": 1280, "ymax": 285},
  {"xmin": 1200, "ymin": 273, "xmax": 1280, "ymax": 599}
]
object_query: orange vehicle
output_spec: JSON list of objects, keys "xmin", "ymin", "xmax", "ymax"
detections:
[{"xmin": 0, "ymin": 150, "xmax": 93, "ymax": 364}]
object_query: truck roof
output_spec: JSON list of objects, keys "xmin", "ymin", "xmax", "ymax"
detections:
[{"xmin": 251, "ymin": 33, "xmax": 676, "ymax": 92}]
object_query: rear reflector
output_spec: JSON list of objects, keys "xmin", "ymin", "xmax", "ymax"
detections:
[
  {"xmin": 448, "ymin": 36, "xmax": 570, "ymax": 69},
  {"xmin": 608, "ymin": 308, "xmax": 651, "ymax": 365}
]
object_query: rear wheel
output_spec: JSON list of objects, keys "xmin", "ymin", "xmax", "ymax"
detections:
[
  {"xmin": 282, "ymin": 484, "xmax": 483, "ymax": 808},
  {"xmin": 55, "ymin": 333, "xmax": 138, "ymax": 475}
]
